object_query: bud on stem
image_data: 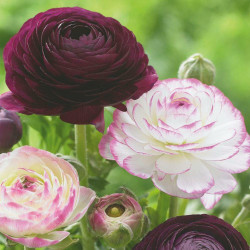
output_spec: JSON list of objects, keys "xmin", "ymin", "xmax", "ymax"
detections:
[
  {"xmin": 88, "ymin": 193, "xmax": 148, "ymax": 248},
  {"xmin": 178, "ymin": 53, "xmax": 216, "ymax": 85},
  {"xmin": 232, "ymin": 194, "xmax": 250, "ymax": 228}
]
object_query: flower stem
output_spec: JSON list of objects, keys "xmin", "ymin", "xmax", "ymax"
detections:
[
  {"xmin": 168, "ymin": 196, "xmax": 179, "ymax": 218},
  {"xmin": 178, "ymin": 199, "xmax": 189, "ymax": 216},
  {"xmin": 23, "ymin": 247, "xmax": 34, "ymax": 250},
  {"xmin": 232, "ymin": 207, "xmax": 249, "ymax": 228},
  {"xmin": 156, "ymin": 191, "xmax": 169, "ymax": 224},
  {"xmin": 75, "ymin": 124, "xmax": 88, "ymax": 186},
  {"xmin": 75, "ymin": 124, "xmax": 94, "ymax": 250}
]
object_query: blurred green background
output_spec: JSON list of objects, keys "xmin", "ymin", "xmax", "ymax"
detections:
[
  {"xmin": 0, "ymin": 0, "xmax": 249, "ymax": 248},
  {"xmin": 0, "ymin": 0, "xmax": 250, "ymax": 131}
]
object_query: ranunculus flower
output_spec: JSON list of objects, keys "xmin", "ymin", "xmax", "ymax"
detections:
[
  {"xmin": 88, "ymin": 193, "xmax": 148, "ymax": 248},
  {"xmin": 0, "ymin": 146, "xmax": 96, "ymax": 248},
  {"xmin": 0, "ymin": 7, "xmax": 157, "ymax": 132},
  {"xmin": 133, "ymin": 214, "xmax": 249, "ymax": 250},
  {"xmin": 99, "ymin": 79, "xmax": 250, "ymax": 209},
  {"xmin": 0, "ymin": 107, "xmax": 22, "ymax": 152}
]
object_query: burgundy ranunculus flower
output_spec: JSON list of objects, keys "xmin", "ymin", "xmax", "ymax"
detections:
[
  {"xmin": 133, "ymin": 214, "xmax": 249, "ymax": 250},
  {"xmin": 0, "ymin": 7, "xmax": 157, "ymax": 132}
]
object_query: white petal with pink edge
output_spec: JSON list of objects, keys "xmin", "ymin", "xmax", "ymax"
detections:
[
  {"xmin": 62, "ymin": 187, "xmax": 96, "ymax": 227},
  {"xmin": 177, "ymin": 158, "xmax": 214, "ymax": 194},
  {"xmin": 99, "ymin": 134, "xmax": 115, "ymax": 160},
  {"xmin": 122, "ymin": 123, "xmax": 149, "ymax": 143},
  {"xmin": 205, "ymin": 167, "xmax": 236, "ymax": 194},
  {"xmin": 110, "ymin": 140, "xmax": 135, "ymax": 166},
  {"xmin": 156, "ymin": 154, "xmax": 191, "ymax": 174},
  {"xmin": 123, "ymin": 155, "xmax": 158, "ymax": 179},
  {"xmin": 152, "ymin": 173, "xmax": 203, "ymax": 199},
  {"xmin": 5, "ymin": 231, "xmax": 69, "ymax": 248},
  {"xmin": 200, "ymin": 193, "xmax": 223, "ymax": 210},
  {"xmin": 187, "ymin": 145, "xmax": 239, "ymax": 161}
]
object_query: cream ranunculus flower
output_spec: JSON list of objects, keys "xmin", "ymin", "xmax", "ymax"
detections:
[
  {"xmin": 0, "ymin": 146, "xmax": 96, "ymax": 248},
  {"xmin": 99, "ymin": 79, "xmax": 250, "ymax": 209}
]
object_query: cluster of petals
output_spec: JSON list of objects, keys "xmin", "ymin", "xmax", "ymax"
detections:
[
  {"xmin": 133, "ymin": 214, "xmax": 249, "ymax": 249},
  {"xmin": 0, "ymin": 7, "xmax": 157, "ymax": 132},
  {"xmin": 99, "ymin": 78, "xmax": 250, "ymax": 209},
  {"xmin": 89, "ymin": 193, "xmax": 143, "ymax": 237},
  {"xmin": 0, "ymin": 146, "xmax": 96, "ymax": 248}
]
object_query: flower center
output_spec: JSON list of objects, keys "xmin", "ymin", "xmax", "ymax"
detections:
[
  {"xmin": 105, "ymin": 204, "xmax": 125, "ymax": 217},
  {"xmin": 61, "ymin": 22, "xmax": 91, "ymax": 40},
  {"xmin": 14, "ymin": 176, "xmax": 38, "ymax": 192}
]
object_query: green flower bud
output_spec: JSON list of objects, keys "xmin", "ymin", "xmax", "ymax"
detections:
[
  {"xmin": 242, "ymin": 194, "xmax": 250, "ymax": 210},
  {"xmin": 178, "ymin": 53, "xmax": 216, "ymax": 85}
]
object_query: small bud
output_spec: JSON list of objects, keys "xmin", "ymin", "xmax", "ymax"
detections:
[
  {"xmin": 88, "ymin": 193, "xmax": 148, "ymax": 248},
  {"xmin": 178, "ymin": 53, "xmax": 216, "ymax": 85},
  {"xmin": 242, "ymin": 194, "xmax": 250, "ymax": 210},
  {"xmin": 0, "ymin": 107, "xmax": 22, "ymax": 152}
]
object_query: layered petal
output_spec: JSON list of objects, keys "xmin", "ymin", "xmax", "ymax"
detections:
[
  {"xmin": 1, "ymin": 7, "xmax": 158, "ymax": 131},
  {"xmin": 0, "ymin": 146, "xmax": 96, "ymax": 247},
  {"xmin": 6, "ymin": 231, "xmax": 69, "ymax": 248},
  {"xmin": 99, "ymin": 78, "xmax": 249, "ymax": 209}
]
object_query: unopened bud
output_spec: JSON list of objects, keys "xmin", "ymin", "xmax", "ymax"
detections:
[
  {"xmin": 0, "ymin": 107, "xmax": 22, "ymax": 152},
  {"xmin": 178, "ymin": 53, "xmax": 216, "ymax": 85},
  {"xmin": 88, "ymin": 193, "xmax": 148, "ymax": 248}
]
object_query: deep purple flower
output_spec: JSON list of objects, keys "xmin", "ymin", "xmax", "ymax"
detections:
[
  {"xmin": 0, "ymin": 7, "xmax": 157, "ymax": 132},
  {"xmin": 133, "ymin": 214, "xmax": 249, "ymax": 250},
  {"xmin": 0, "ymin": 107, "xmax": 22, "ymax": 152}
]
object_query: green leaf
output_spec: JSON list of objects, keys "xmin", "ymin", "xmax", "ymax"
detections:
[
  {"xmin": 89, "ymin": 176, "xmax": 109, "ymax": 192},
  {"xmin": 0, "ymin": 234, "xmax": 6, "ymax": 245},
  {"xmin": 103, "ymin": 167, "xmax": 154, "ymax": 197}
]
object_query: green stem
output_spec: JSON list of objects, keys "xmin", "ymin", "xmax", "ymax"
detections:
[
  {"xmin": 75, "ymin": 125, "xmax": 88, "ymax": 186},
  {"xmin": 74, "ymin": 125, "xmax": 94, "ymax": 250},
  {"xmin": 23, "ymin": 247, "xmax": 34, "ymax": 250},
  {"xmin": 156, "ymin": 191, "xmax": 169, "ymax": 225},
  {"xmin": 168, "ymin": 196, "xmax": 179, "ymax": 218},
  {"xmin": 232, "ymin": 207, "xmax": 249, "ymax": 228},
  {"xmin": 111, "ymin": 248, "xmax": 126, "ymax": 250},
  {"xmin": 178, "ymin": 199, "xmax": 189, "ymax": 216}
]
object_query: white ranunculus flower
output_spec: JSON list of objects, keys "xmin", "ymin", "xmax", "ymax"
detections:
[{"xmin": 99, "ymin": 79, "xmax": 249, "ymax": 209}]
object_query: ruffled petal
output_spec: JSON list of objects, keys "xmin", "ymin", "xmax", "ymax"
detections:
[{"xmin": 5, "ymin": 231, "xmax": 69, "ymax": 248}]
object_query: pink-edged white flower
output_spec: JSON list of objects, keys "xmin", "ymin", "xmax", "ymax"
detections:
[
  {"xmin": 88, "ymin": 193, "xmax": 147, "ymax": 248},
  {"xmin": 99, "ymin": 79, "xmax": 250, "ymax": 209},
  {"xmin": 0, "ymin": 146, "xmax": 96, "ymax": 248}
]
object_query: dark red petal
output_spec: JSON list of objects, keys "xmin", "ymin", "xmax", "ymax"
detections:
[
  {"xmin": 112, "ymin": 103, "xmax": 127, "ymax": 111},
  {"xmin": 0, "ymin": 92, "xmax": 31, "ymax": 114},
  {"xmin": 60, "ymin": 105, "xmax": 105, "ymax": 133}
]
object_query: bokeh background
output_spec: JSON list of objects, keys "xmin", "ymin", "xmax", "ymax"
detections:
[{"xmin": 0, "ymin": 0, "xmax": 249, "ymax": 248}]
